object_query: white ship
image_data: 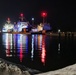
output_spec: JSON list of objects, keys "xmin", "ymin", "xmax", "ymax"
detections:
[
  {"xmin": 13, "ymin": 13, "xmax": 29, "ymax": 32},
  {"xmin": 2, "ymin": 18, "xmax": 14, "ymax": 32}
]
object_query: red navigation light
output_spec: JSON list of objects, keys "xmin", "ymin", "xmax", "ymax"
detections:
[
  {"xmin": 7, "ymin": 18, "xmax": 10, "ymax": 21},
  {"xmin": 41, "ymin": 12, "xmax": 47, "ymax": 17},
  {"xmin": 20, "ymin": 13, "xmax": 24, "ymax": 17}
]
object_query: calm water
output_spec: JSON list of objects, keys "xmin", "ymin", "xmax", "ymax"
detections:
[{"xmin": 0, "ymin": 33, "xmax": 76, "ymax": 72}]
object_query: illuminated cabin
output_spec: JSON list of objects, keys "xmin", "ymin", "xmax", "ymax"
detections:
[
  {"xmin": 2, "ymin": 18, "xmax": 14, "ymax": 32},
  {"xmin": 37, "ymin": 23, "xmax": 43, "ymax": 32}
]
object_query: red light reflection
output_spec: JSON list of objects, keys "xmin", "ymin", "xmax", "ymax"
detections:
[
  {"xmin": 41, "ymin": 35, "xmax": 46, "ymax": 65},
  {"xmin": 20, "ymin": 42, "xmax": 23, "ymax": 62}
]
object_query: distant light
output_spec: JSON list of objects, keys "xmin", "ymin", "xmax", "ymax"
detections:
[
  {"xmin": 58, "ymin": 29, "xmax": 61, "ymax": 33},
  {"xmin": 7, "ymin": 18, "xmax": 10, "ymax": 21},
  {"xmin": 20, "ymin": 13, "xmax": 24, "ymax": 17},
  {"xmin": 43, "ymin": 13, "xmax": 46, "ymax": 16},
  {"xmin": 32, "ymin": 18, "xmax": 34, "ymax": 21},
  {"xmin": 41, "ymin": 12, "xmax": 47, "ymax": 17}
]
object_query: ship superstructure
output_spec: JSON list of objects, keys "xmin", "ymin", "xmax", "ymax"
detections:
[
  {"xmin": 13, "ymin": 13, "xmax": 29, "ymax": 32},
  {"xmin": 2, "ymin": 18, "xmax": 14, "ymax": 32}
]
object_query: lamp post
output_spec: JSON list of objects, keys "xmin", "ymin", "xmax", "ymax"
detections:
[{"xmin": 19, "ymin": 13, "xmax": 25, "ymax": 21}]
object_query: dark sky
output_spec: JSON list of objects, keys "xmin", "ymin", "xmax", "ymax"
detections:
[{"xmin": 0, "ymin": 0, "xmax": 75, "ymax": 31}]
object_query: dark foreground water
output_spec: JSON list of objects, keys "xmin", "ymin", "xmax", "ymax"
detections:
[{"xmin": 0, "ymin": 33, "xmax": 76, "ymax": 72}]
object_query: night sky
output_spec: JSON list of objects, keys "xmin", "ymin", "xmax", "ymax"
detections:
[{"xmin": 0, "ymin": 0, "xmax": 75, "ymax": 31}]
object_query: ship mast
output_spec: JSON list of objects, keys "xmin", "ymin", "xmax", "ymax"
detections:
[
  {"xmin": 19, "ymin": 13, "xmax": 25, "ymax": 21},
  {"xmin": 7, "ymin": 18, "xmax": 11, "ymax": 24}
]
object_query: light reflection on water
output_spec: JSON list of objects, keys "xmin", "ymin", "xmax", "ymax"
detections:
[
  {"xmin": 31, "ymin": 35, "xmax": 35, "ymax": 61},
  {"xmin": 2, "ymin": 33, "xmax": 13, "ymax": 57},
  {"xmin": 2, "ymin": 33, "xmax": 46, "ymax": 65},
  {"xmin": 1, "ymin": 33, "xmax": 76, "ymax": 72},
  {"xmin": 16, "ymin": 34, "xmax": 28, "ymax": 62},
  {"xmin": 41, "ymin": 35, "xmax": 46, "ymax": 65}
]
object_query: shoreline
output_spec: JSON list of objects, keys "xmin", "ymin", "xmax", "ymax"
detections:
[
  {"xmin": 0, "ymin": 32, "xmax": 76, "ymax": 37},
  {"xmin": 0, "ymin": 32, "xmax": 76, "ymax": 75},
  {"xmin": 35, "ymin": 63, "xmax": 76, "ymax": 75},
  {"xmin": 1, "ymin": 58, "xmax": 76, "ymax": 75},
  {"xmin": 0, "ymin": 58, "xmax": 41, "ymax": 75}
]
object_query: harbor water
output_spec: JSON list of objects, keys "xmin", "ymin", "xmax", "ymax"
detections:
[{"xmin": 0, "ymin": 33, "xmax": 76, "ymax": 72}]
